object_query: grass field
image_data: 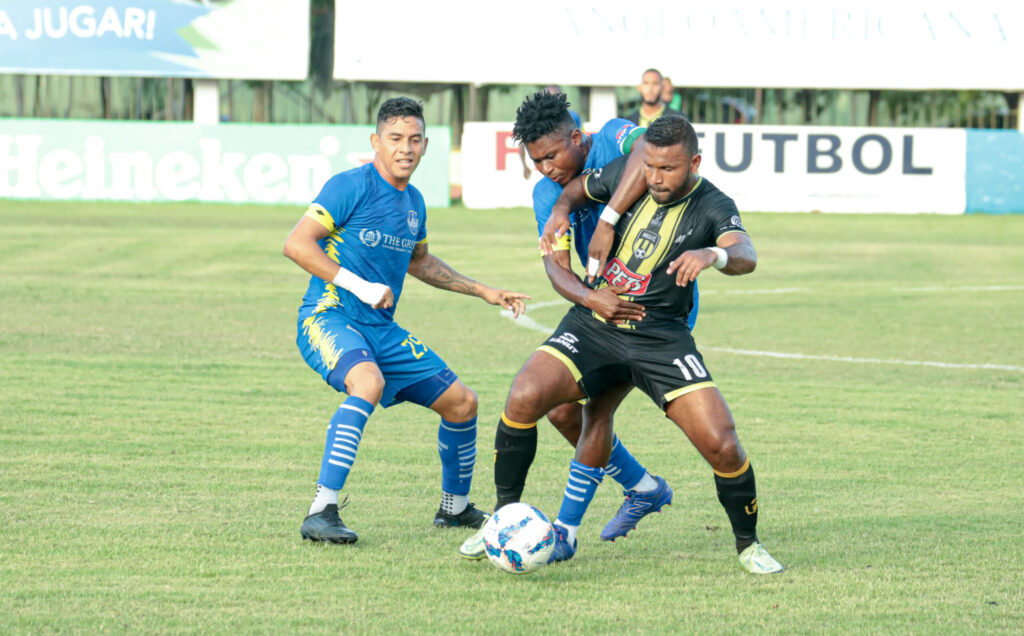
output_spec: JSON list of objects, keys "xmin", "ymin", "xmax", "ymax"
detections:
[{"xmin": 1, "ymin": 201, "xmax": 1022, "ymax": 634}]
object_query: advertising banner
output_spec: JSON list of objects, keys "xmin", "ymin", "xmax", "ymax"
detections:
[
  {"xmin": 0, "ymin": 0, "xmax": 309, "ymax": 79},
  {"xmin": 461, "ymin": 122, "xmax": 966, "ymax": 214},
  {"xmin": 0, "ymin": 120, "xmax": 451, "ymax": 207},
  {"xmin": 334, "ymin": 1, "xmax": 1024, "ymax": 90}
]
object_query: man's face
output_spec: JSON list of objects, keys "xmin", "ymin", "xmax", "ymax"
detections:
[
  {"xmin": 643, "ymin": 142, "xmax": 701, "ymax": 204},
  {"xmin": 370, "ymin": 116, "xmax": 427, "ymax": 187},
  {"xmin": 638, "ymin": 71, "xmax": 663, "ymax": 106},
  {"xmin": 525, "ymin": 128, "xmax": 586, "ymax": 186}
]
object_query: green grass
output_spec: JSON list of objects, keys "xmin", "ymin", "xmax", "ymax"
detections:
[{"xmin": 1, "ymin": 201, "xmax": 1022, "ymax": 634}]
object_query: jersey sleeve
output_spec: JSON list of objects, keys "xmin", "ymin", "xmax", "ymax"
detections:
[
  {"xmin": 582, "ymin": 154, "xmax": 629, "ymax": 204},
  {"xmin": 307, "ymin": 170, "xmax": 362, "ymax": 232},
  {"xmin": 597, "ymin": 118, "xmax": 644, "ymax": 155},
  {"xmin": 532, "ymin": 179, "xmax": 570, "ymax": 253},
  {"xmin": 410, "ymin": 185, "xmax": 428, "ymax": 244},
  {"xmin": 707, "ymin": 189, "xmax": 747, "ymax": 242}
]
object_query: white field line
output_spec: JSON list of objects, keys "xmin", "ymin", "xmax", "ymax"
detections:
[{"xmin": 500, "ymin": 285, "xmax": 1024, "ymax": 372}]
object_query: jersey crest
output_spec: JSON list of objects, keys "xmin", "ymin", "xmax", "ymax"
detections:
[
  {"xmin": 603, "ymin": 257, "xmax": 652, "ymax": 294},
  {"xmin": 407, "ymin": 209, "xmax": 420, "ymax": 236},
  {"xmin": 633, "ymin": 229, "xmax": 661, "ymax": 260}
]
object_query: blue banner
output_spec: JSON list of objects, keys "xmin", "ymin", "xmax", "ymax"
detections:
[{"xmin": 0, "ymin": 0, "xmax": 309, "ymax": 79}]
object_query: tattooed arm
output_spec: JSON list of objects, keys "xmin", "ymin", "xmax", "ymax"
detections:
[{"xmin": 407, "ymin": 242, "xmax": 530, "ymax": 317}]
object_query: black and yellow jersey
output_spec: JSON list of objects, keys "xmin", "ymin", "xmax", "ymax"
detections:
[{"xmin": 583, "ymin": 154, "xmax": 747, "ymax": 325}]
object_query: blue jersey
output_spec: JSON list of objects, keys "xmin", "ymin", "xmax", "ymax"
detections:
[
  {"xmin": 532, "ymin": 118, "xmax": 641, "ymax": 264},
  {"xmin": 299, "ymin": 163, "xmax": 427, "ymax": 327}
]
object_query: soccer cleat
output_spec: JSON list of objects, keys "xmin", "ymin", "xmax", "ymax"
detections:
[
  {"xmin": 547, "ymin": 524, "xmax": 577, "ymax": 564},
  {"xmin": 434, "ymin": 503, "xmax": 489, "ymax": 529},
  {"xmin": 458, "ymin": 520, "xmax": 489, "ymax": 560},
  {"xmin": 738, "ymin": 542, "xmax": 784, "ymax": 574},
  {"xmin": 600, "ymin": 475, "xmax": 674, "ymax": 541},
  {"xmin": 300, "ymin": 503, "xmax": 358, "ymax": 544}
]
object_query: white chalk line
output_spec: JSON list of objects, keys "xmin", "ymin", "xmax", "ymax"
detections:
[{"xmin": 500, "ymin": 287, "xmax": 1024, "ymax": 372}]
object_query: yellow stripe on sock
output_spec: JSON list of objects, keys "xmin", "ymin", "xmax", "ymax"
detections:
[
  {"xmin": 714, "ymin": 457, "xmax": 751, "ymax": 479},
  {"xmin": 501, "ymin": 411, "xmax": 537, "ymax": 430}
]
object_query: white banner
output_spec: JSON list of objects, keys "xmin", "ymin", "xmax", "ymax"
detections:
[
  {"xmin": 334, "ymin": 1, "xmax": 1024, "ymax": 90},
  {"xmin": 461, "ymin": 123, "xmax": 967, "ymax": 214}
]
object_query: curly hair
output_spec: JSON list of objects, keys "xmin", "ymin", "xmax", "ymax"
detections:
[
  {"xmin": 644, "ymin": 115, "xmax": 698, "ymax": 156},
  {"xmin": 512, "ymin": 91, "xmax": 578, "ymax": 144},
  {"xmin": 376, "ymin": 97, "xmax": 424, "ymax": 130}
]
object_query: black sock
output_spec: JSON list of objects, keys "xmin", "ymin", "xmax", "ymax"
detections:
[
  {"xmin": 493, "ymin": 419, "xmax": 537, "ymax": 510},
  {"xmin": 714, "ymin": 461, "xmax": 759, "ymax": 553}
]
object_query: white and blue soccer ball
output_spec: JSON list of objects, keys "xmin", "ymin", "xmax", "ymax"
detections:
[{"xmin": 482, "ymin": 502, "xmax": 555, "ymax": 574}]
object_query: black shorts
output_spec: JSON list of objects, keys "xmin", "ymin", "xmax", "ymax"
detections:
[{"xmin": 538, "ymin": 307, "xmax": 716, "ymax": 409}]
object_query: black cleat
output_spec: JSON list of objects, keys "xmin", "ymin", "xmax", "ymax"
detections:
[
  {"xmin": 433, "ymin": 503, "xmax": 489, "ymax": 529},
  {"xmin": 300, "ymin": 503, "xmax": 358, "ymax": 544}
]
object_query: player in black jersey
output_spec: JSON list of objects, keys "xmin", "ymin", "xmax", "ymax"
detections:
[{"xmin": 504, "ymin": 115, "xmax": 784, "ymax": 573}]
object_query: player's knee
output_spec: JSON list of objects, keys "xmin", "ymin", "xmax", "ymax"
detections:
[
  {"xmin": 344, "ymin": 366, "xmax": 385, "ymax": 405},
  {"xmin": 451, "ymin": 384, "xmax": 478, "ymax": 422},
  {"xmin": 506, "ymin": 378, "xmax": 549, "ymax": 421},
  {"xmin": 705, "ymin": 433, "xmax": 742, "ymax": 469}
]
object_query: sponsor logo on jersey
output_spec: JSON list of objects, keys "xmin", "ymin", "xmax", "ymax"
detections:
[
  {"xmin": 731, "ymin": 215, "xmax": 745, "ymax": 230},
  {"xmin": 633, "ymin": 229, "xmax": 661, "ymax": 259},
  {"xmin": 603, "ymin": 257, "xmax": 651, "ymax": 294},
  {"xmin": 407, "ymin": 209, "xmax": 420, "ymax": 236},
  {"xmin": 359, "ymin": 228, "xmax": 382, "ymax": 248}
]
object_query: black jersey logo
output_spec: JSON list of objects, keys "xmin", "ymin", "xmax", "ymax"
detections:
[{"xmin": 633, "ymin": 229, "xmax": 661, "ymax": 260}]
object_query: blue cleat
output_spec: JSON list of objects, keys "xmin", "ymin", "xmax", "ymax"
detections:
[
  {"xmin": 547, "ymin": 524, "xmax": 577, "ymax": 564},
  {"xmin": 600, "ymin": 475, "xmax": 673, "ymax": 541}
]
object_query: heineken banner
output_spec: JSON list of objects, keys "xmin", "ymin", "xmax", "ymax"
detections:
[
  {"xmin": 0, "ymin": 0, "xmax": 309, "ymax": 79},
  {"xmin": 0, "ymin": 119, "xmax": 451, "ymax": 207}
]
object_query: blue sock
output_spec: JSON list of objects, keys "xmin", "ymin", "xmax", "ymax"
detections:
[
  {"xmin": 555, "ymin": 460, "xmax": 605, "ymax": 527},
  {"xmin": 437, "ymin": 417, "xmax": 476, "ymax": 495},
  {"xmin": 603, "ymin": 435, "xmax": 647, "ymax": 491},
  {"xmin": 317, "ymin": 396, "xmax": 374, "ymax": 490}
]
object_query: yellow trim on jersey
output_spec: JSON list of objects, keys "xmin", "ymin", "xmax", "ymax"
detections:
[
  {"xmin": 417, "ymin": 235, "xmax": 428, "ymax": 244},
  {"xmin": 589, "ymin": 311, "xmax": 636, "ymax": 330},
  {"xmin": 714, "ymin": 457, "xmax": 751, "ymax": 479},
  {"xmin": 717, "ymin": 229, "xmax": 748, "ymax": 241},
  {"xmin": 583, "ymin": 175, "xmax": 601, "ymax": 202},
  {"xmin": 538, "ymin": 229, "xmax": 571, "ymax": 256},
  {"xmin": 536, "ymin": 345, "xmax": 582, "ymax": 383},
  {"xmin": 663, "ymin": 380, "xmax": 716, "ymax": 404},
  {"xmin": 305, "ymin": 203, "xmax": 334, "ymax": 232},
  {"xmin": 501, "ymin": 411, "xmax": 537, "ymax": 430}
]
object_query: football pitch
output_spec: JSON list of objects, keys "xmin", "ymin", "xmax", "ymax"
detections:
[{"xmin": 1, "ymin": 201, "xmax": 1021, "ymax": 633}]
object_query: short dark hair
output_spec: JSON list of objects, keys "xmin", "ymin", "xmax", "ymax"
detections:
[
  {"xmin": 376, "ymin": 97, "xmax": 424, "ymax": 130},
  {"xmin": 644, "ymin": 115, "xmax": 698, "ymax": 156},
  {"xmin": 512, "ymin": 91, "xmax": 578, "ymax": 144},
  {"xmin": 642, "ymin": 68, "xmax": 663, "ymax": 81}
]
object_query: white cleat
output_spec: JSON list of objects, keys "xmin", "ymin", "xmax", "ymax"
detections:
[
  {"xmin": 459, "ymin": 518, "xmax": 489, "ymax": 560},
  {"xmin": 738, "ymin": 542, "xmax": 784, "ymax": 574}
]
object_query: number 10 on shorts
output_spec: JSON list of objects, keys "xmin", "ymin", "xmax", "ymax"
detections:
[{"xmin": 673, "ymin": 355, "xmax": 708, "ymax": 381}]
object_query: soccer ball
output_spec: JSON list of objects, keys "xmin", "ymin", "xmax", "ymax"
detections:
[{"xmin": 482, "ymin": 502, "xmax": 556, "ymax": 574}]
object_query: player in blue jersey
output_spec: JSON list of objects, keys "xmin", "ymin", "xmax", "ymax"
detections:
[
  {"xmin": 284, "ymin": 97, "xmax": 530, "ymax": 544},
  {"xmin": 460, "ymin": 91, "xmax": 690, "ymax": 559}
]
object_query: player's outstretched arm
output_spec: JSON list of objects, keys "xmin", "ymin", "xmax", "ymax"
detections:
[
  {"xmin": 283, "ymin": 215, "xmax": 393, "ymax": 309},
  {"xmin": 407, "ymin": 242, "xmax": 530, "ymax": 317},
  {"xmin": 665, "ymin": 233, "xmax": 757, "ymax": 287}
]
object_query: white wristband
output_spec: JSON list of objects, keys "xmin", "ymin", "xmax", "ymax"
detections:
[
  {"xmin": 708, "ymin": 247, "xmax": 728, "ymax": 270},
  {"xmin": 332, "ymin": 266, "xmax": 388, "ymax": 306},
  {"xmin": 599, "ymin": 205, "xmax": 622, "ymax": 226}
]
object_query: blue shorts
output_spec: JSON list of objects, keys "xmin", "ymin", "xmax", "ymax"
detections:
[{"xmin": 297, "ymin": 311, "xmax": 453, "ymax": 409}]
